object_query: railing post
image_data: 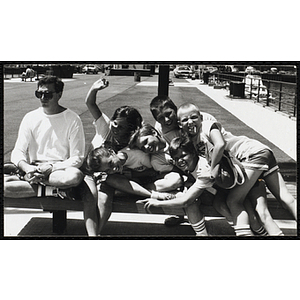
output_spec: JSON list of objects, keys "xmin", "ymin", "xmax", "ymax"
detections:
[
  {"xmin": 266, "ymin": 80, "xmax": 270, "ymax": 106},
  {"xmin": 257, "ymin": 79, "xmax": 260, "ymax": 102},
  {"xmin": 249, "ymin": 78, "xmax": 253, "ymax": 100},
  {"xmin": 278, "ymin": 82, "xmax": 282, "ymax": 111},
  {"xmin": 293, "ymin": 89, "xmax": 296, "ymax": 117}
]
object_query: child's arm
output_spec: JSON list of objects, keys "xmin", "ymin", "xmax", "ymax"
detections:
[
  {"xmin": 105, "ymin": 173, "xmax": 173, "ymax": 200},
  {"xmin": 137, "ymin": 182, "xmax": 205, "ymax": 211},
  {"xmin": 85, "ymin": 79, "xmax": 109, "ymax": 120},
  {"xmin": 209, "ymin": 126, "xmax": 226, "ymax": 172}
]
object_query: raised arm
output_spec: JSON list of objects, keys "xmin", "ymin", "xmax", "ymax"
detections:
[{"xmin": 85, "ymin": 78, "xmax": 109, "ymax": 120}]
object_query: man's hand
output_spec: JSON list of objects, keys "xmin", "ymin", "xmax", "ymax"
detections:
[
  {"xmin": 24, "ymin": 171, "xmax": 45, "ymax": 184},
  {"xmin": 23, "ymin": 164, "xmax": 52, "ymax": 184},
  {"xmin": 136, "ymin": 198, "xmax": 160, "ymax": 213},
  {"xmin": 37, "ymin": 163, "xmax": 53, "ymax": 178}
]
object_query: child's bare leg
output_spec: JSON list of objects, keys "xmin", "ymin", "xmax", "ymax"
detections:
[
  {"xmin": 248, "ymin": 181, "xmax": 283, "ymax": 236},
  {"xmin": 213, "ymin": 190, "xmax": 233, "ymax": 225},
  {"xmin": 226, "ymin": 169, "xmax": 261, "ymax": 236},
  {"xmin": 185, "ymin": 200, "xmax": 208, "ymax": 236},
  {"xmin": 148, "ymin": 172, "xmax": 183, "ymax": 192},
  {"xmin": 264, "ymin": 171, "xmax": 297, "ymax": 220},
  {"xmin": 243, "ymin": 197, "xmax": 265, "ymax": 233},
  {"xmin": 80, "ymin": 175, "xmax": 99, "ymax": 237},
  {"xmin": 97, "ymin": 182, "xmax": 115, "ymax": 235}
]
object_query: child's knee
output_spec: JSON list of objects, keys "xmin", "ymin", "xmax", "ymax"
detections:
[{"xmin": 166, "ymin": 172, "xmax": 183, "ymax": 189}]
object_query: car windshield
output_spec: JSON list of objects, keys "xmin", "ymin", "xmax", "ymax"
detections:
[{"xmin": 179, "ymin": 67, "xmax": 190, "ymax": 70}]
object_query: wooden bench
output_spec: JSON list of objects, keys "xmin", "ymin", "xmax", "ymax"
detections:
[
  {"xmin": 3, "ymin": 190, "xmax": 216, "ymax": 235},
  {"xmin": 4, "ymin": 185, "xmax": 294, "ymax": 235}
]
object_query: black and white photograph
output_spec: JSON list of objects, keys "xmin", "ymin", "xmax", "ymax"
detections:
[
  {"xmin": 1, "ymin": 3, "xmax": 299, "ymax": 300},
  {"xmin": 3, "ymin": 62, "xmax": 297, "ymax": 238}
]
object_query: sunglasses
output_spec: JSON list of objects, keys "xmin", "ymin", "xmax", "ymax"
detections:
[{"xmin": 35, "ymin": 90, "xmax": 56, "ymax": 100}]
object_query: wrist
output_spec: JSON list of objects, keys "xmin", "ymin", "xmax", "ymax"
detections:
[
  {"xmin": 151, "ymin": 191, "xmax": 159, "ymax": 199},
  {"xmin": 17, "ymin": 160, "xmax": 28, "ymax": 172}
]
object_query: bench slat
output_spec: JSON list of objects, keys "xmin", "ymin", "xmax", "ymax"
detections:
[{"xmin": 4, "ymin": 197, "xmax": 84, "ymax": 211}]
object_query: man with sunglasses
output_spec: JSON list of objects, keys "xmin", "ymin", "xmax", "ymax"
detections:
[{"xmin": 4, "ymin": 76, "xmax": 99, "ymax": 236}]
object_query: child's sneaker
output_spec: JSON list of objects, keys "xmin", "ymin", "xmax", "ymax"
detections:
[{"xmin": 164, "ymin": 215, "xmax": 185, "ymax": 226}]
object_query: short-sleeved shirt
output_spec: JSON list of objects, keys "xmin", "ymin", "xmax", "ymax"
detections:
[
  {"xmin": 190, "ymin": 156, "xmax": 215, "ymax": 189},
  {"xmin": 194, "ymin": 120, "xmax": 270, "ymax": 161},
  {"xmin": 152, "ymin": 112, "xmax": 217, "ymax": 173},
  {"xmin": 150, "ymin": 147, "xmax": 174, "ymax": 173},
  {"xmin": 91, "ymin": 113, "xmax": 112, "ymax": 149},
  {"xmin": 91, "ymin": 113, "xmax": 128, "ymax": 151},
  {"xmin": 120, "ymin": 147, "xmax": 152, "ymax": 172}
]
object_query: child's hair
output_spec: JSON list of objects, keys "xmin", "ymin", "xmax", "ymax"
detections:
[
  {"xmin": 85, "ymin": 146, "xmax": 112, "ymax": 172},
  {"xmin": 150, "ymin": 95, "xmax": 177, "ymax": 120},
  {"xmin": 111, "ymin": 106, "xmax": 143, "ymax": 131},
  {"xmin": 169, "ymin": 132, "xmax": 198, "ymax": 158},
  {"xmin": 128, "ymin": 123, "xmax": 160, "ymax": 148},
  {"xmin": 177, "ymin": 103, "xmax": 201, "ymax": 117}
]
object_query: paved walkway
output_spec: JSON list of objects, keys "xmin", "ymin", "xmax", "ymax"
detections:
[{"xmin": 3, "ymin": 74, "xmax": 297, "ymax": 237}]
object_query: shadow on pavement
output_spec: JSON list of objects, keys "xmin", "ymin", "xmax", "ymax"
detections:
[{"xmin": 17, "ymin": 217, "xmax": 237, "ymax": 237}]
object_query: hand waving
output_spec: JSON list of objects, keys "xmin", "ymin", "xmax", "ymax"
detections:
[{"xmin": 92, "ymin": 78, "xmax": 109, "ymax": 91}]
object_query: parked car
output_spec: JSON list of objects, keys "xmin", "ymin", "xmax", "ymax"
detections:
[
  {"xmin": 204, "ymin": 66, "xmax": 218, "ymax": 74},
  {"xmin": 82, "ymin": 64, "xmax": 99, "ymax": 74},
  {"xmin": 173, "ymin": 66, "xmax": 193, "ymax": 78}
]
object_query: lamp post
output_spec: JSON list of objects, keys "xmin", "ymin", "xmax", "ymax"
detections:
[{"xmin": 158, "ymin": 65, "xmax": 170, "ymax": 96}]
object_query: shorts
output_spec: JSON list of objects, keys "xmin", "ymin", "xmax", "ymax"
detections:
[{"xmin": 241, "ymin": 149, "xmax": 279, "ymax": 178}]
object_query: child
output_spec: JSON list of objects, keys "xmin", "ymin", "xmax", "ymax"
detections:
[
  {"xmin": 84, "ymin": 78, "xmax": 144, "ymax": 234},
  {"xmin": 177, "ymin": 103, "xmax": 296, "ymax": 236},
  {"xmin": 213, "ymin": 181, "xmax": 284, "ymax": 236},
  {"xmin": 137, "ymin": 133, "xmax": 215, "ymax": 236},
  {"xmin": 86, "ymin": 78, "xmax": 143, "ymax": 152},
  {"xmin": 129, "ymin": 123, "xmax": 186, "ymax": 192},
  {"xmin": 138, "ymin": 133, "xmax": 283, "ymax": 236},
  {"xmin": 150, "ymin": 95, "xmax": 217, "ymax": 226},
  {"xmin": 84, "ymin": 145, "xmax": 175, "ymax": 200},
  {"xmin": 150, "ymin": 95, "xmax": 216, "ymax": 145}
]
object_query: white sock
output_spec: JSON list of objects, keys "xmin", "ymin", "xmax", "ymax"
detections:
[
  {"xmin": 191, "ymin": 217, "xmax": 208, "ymax": 236},
  {"xmin": 252, "ymin": 226, "xmax": 268, "ymax": 236},
  {"xmin": 234, "ymin": 225, "xmax": 254, "ymax": 236},
  {"xmin": 37, "ymin": 185, "xmax": 60, "ymax": 197},
  {"xmin": 45, "ymin": 186, "xmax": 59, "ymax": 197}
]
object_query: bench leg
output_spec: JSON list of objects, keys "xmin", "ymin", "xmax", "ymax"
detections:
[{"xmin": 52, "ymin": 210, "xmax": 67, "ymax": 234}]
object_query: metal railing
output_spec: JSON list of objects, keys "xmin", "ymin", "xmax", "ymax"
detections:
[{"xmin": 216, "ymin": 72, "xmax": 297, "ymax": 117}]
